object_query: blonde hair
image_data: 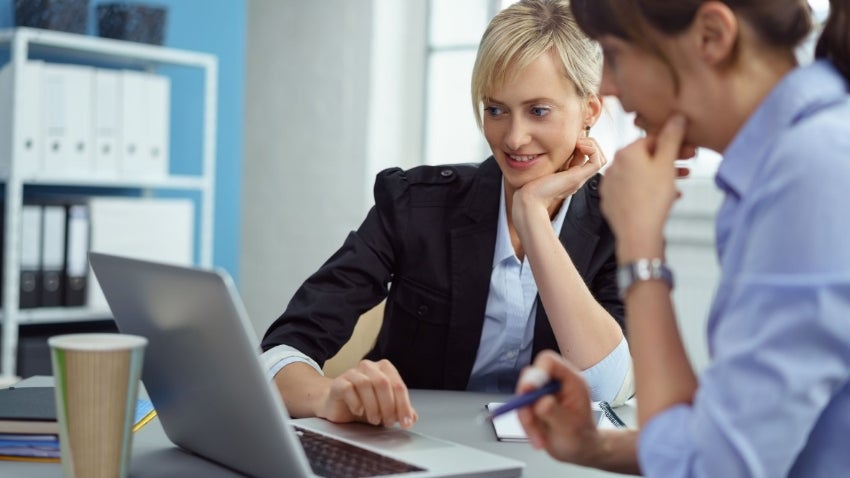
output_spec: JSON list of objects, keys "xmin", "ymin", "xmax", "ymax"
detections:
[{"xmin": 471, "ymin": 0, "xmax": 602, "ymax": 129}]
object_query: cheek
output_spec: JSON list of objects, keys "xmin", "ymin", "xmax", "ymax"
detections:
[
  {"xmin": 543, "ymin": 121, "xmax": 579, "ymax": 153},
  {"xmin": 482, "ymin": 122, "xmax": 501, "ymax": 147}
]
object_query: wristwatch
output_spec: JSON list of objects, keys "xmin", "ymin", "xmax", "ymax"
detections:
[{"xmin": 616, "ymin": 258, "xmax": 674, "ymax": 298}]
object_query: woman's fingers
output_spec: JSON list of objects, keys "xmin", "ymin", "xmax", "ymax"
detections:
[
  {"xmin": 375, "ymin": 360, "xmax": 418, "ymax": 428},
  {"xmin": 515, "ymin": 351, "xmax": 598, "ymax": 460},
  {"xmin": 655, "ymin": 115, "xmax": 688, "ymax": 161},
  {"xmin": 328, "ymin": 359, "xmax": 416, "ymax": 428},
  {"xmin": 574, "ymin": 137, "xmax": 607, "ymax": 169}
]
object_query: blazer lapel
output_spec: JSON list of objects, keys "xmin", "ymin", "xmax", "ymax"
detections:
[{"xmin": 559, "ymin": 176, "xmax": 602, "ymax": 274}]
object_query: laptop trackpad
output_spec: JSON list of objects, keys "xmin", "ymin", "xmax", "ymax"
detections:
[{"xmin": 293, "ymin": 418, "xmax": 451, "ymax": 452}]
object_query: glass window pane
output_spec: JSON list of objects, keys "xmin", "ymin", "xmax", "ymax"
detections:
[
  {"xmin": 425, "ymin": 50, "xmax": 489, "ymax": 165},
  {"xmin": 429, "ymin": 0, "xmax": 490, "ymax": 47}
]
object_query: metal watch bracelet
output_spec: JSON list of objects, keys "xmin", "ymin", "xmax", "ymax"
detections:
[{"xmin": 616, "ymin": 258, "xmax": 674, "ymax": 299}]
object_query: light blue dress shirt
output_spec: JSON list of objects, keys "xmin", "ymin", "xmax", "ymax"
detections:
[
  {"xmin": 638, "ymin": 60, "xmax": 850, "ymax": 477},
  {"xmin": 467, "ymin": 181, "xmax": 631, "ymax": 399}
]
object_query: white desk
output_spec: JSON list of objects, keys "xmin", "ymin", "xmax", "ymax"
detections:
[{"xmin": 2, "ymin": 380, "xmax": 637, "ymax": 477}]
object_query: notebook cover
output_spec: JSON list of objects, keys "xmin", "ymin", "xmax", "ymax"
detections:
[
  {"xmin": 0, "ymin": 387, "xmax": 58, "ymax": 434},
  {"xmin": 0, "ymin": 386, "xmax": 156, "ymax": 435},
  {"xmin": 0, "ymin": 387, "xmax": 56, "ymax": 421}
]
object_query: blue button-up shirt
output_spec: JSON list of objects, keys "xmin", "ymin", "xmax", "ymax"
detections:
[
  {"xmin": 468, "ymin": 181, "xmax": 630, "ymax": 399},
  {"xmin": 639, "ymin": 60, "xmax": 850, "ymax": 477}
]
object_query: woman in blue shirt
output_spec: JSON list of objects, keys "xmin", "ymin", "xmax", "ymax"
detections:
[{"xmin": 516, "ymin": 0, "xmax": 850, "ymax": 476}]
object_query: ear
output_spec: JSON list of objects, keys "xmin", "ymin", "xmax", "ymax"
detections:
[
  {"xmin": 691, "ymin": 2, "xmax": 738, "ymax": 66},
  {"xmin": 583, "ymin": 94, "xmax": 603, "ymax": 128}
]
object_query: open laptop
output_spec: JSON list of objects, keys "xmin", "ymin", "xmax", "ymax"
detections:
[{"xmin": 89, "ymin": 252, "xmax": 524, "ymax": 478}]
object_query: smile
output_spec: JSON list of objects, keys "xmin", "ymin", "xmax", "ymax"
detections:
[{"xmin": 507, "ymin": 154, "xmax": 539, "ymax": 162}]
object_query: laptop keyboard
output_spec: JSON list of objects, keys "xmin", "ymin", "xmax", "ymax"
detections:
[{"xmin": 294, "ymin": 426, "xmax": 425, "ymax": 477}]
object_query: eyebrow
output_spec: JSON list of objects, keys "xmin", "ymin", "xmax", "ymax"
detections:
[{"xmin": 485, "ymin": 97, "xmax": 559, "ymax": 106}]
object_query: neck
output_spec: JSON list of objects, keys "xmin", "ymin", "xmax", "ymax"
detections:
[{"xmin": 707, "ymin": 38, "xmax": 797, "ymax": 152}]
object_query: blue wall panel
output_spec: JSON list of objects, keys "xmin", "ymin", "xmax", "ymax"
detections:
[{"xmin": 0, "ymin": 0, "xmax": 246, "ymax": 282}]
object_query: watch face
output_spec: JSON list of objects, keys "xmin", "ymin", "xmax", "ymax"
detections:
[{"xmin": 616, "ymin": 260, "xmax": 673, "ymax": 299}]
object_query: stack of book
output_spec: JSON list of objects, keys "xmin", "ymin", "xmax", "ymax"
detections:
[
  {"xmin": 0, "ymin": 387, "xmax": 59, "ymax": 462},
  {"xmin": 0, "ymin": 386, "xmax": 155, "ymax": 463}
]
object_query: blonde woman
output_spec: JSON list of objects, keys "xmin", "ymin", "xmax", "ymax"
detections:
[{"xmin": 261, "ymin": 0, "xmax": 631, "ymax": 429}]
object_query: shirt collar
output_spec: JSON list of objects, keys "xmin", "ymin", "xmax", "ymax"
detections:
[
  {"xmin": 717, "ymin": 60, "xmax": 846, "ymax": 196},
  {"xmin": 493, "ymin": 179, "xmax": 571, "ymax": 266}
]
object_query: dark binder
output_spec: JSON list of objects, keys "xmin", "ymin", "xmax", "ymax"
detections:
[
  {"xmin": 19, "ymin": 204, "xmax": 43, "ymax": 309},
  {"xmin": 40, "ymin": 204, "xmax": 67, "ymax": 307},
  {"xmin": 64, "ymin": 203, "xmax": 90, "ymax": 307}
]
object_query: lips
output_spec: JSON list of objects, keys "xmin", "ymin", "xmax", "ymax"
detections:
[{"xmin": 505, "ymin": 153, "xmax": 541, "ymax": 170}]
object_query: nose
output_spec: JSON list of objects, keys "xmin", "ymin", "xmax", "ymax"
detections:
[
  {"xmin": 599, "ymin": 68, "xmax": 618, "ymax": 97},
  {"xmin": 504, "ymin": 117, "xmax": 531, "ymax": 151}
]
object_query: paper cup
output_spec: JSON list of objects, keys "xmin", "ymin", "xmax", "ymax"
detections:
[{"xmin": 49, "ymin": 333, "xmax": 147, "ymax": 478}]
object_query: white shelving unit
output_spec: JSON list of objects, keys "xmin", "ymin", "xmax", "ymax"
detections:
[{"xmin": 0, "ymin": 27, "xmax": 218, "ymax": 378}]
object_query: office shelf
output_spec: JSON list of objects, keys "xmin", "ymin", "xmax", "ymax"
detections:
[
  {"xmin": 16, "ymin": 175, "xmax": 211, "ymax": 190},
  {"xmin": 1, "ymin": 307, "xmax": 113, "ymax": 325},
  {"xmin": 0, "ymin": 27, "xmax": 218, "ymax": 378}
]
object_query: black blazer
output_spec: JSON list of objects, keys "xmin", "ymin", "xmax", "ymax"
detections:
[{"xmin": 260, "ymin": 157, "xmax": 623, "ymax": 390}]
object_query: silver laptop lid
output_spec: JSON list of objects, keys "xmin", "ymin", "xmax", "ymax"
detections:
[
  {"xmin": 90, "ymin": 252, "xmax": 523, "ymax": 478},
  {"xmin": 89, "ymin": 252, "xmax": 315, "ymax": 478}
]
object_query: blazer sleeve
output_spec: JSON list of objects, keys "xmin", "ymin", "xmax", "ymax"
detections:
[{"xmin": 259, "ymin": 167, "xmax": 409, "ymax": 366}]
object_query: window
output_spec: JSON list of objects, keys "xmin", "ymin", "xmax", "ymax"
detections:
[{"xmin": 423, "ymin": 0, "xmax": 495, "ymax": 166}]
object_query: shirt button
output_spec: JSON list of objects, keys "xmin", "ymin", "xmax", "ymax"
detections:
[
  {"xmin": 417, "ymin": 305, "xmax": 429, "ymax": 317},
  {"xmin": 440, "ymin": 169, "xmax": 453, "ymax": 177}
]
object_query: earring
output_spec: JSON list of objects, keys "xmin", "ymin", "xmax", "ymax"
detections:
[{"xmin": 584, "ymin": 125, "xmax": 591, "ymax": 136}]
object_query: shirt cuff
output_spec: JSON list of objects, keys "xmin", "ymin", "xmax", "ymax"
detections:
[
  {"xmin": 260, "ymin": 344, "xmax": 324, "ymax": 382},
  {"xmin": 638, "ymin": 403, "xmax": 694, "ymax": 477},
  {"xmin": 581, "ymin": 336, "xmax": 634, "ymax": 405}
]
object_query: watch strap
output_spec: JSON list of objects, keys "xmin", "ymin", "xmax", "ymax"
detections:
[{"xmin": 617, "ymin": 258, "xmax": 674, "ymax": 298}]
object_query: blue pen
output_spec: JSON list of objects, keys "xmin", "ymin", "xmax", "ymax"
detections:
[{"xmin": 485, "ymin": 380, "xmax": 562, "ymax": 421}]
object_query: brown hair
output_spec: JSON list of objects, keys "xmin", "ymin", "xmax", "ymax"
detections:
[
  {"xmin": 816, "ymin": 0, "xmax": 850, "ymax": 80},
  {"xmin": 570, "ymin": 1, "xmax": 850, "ymax": 82},
  {"xmin": 471, "ymin": 0, "xmax": 601, "ymax": 129}
]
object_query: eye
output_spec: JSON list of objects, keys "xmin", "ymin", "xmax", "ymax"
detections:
[
  {"xmin": 530, "ymin": 106, "xmax": 551, "ymax": 117},
  {"xmin": 484, "ymin": 105, "xmax": 504, "ymax": 117}
]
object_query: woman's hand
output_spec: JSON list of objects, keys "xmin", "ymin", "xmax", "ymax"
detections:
[
  {"xmin": 599, "ymin": 115, "xmax": 689, "ymax": 262},
  {"xmin": 513, "ymin": 137, "xmax": 607, "ymax": 228},
  {"xmin": 515, "ymin": 351, "xmax": 602, "ymax": 465},
  {"xmin": 317, "ymin": 359, "xmax": 418, "ymax": 429}
]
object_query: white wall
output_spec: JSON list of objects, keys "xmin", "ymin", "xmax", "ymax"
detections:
[
  {"xmin": 241, "ymin": 1, "xmax": 427, "ymax": 337},
  {"xmin": 666, "ymin": 177, "xmax": 724, "ymax": 372}
]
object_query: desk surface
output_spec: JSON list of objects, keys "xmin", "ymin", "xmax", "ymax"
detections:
[{"xmin": 2, "ymin": 380, "xmax": 636, "ymax": 477}]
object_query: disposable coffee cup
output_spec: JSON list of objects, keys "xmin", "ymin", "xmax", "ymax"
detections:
[{"xmin": 49, "ymin": 333, "xmax": 147, "ymax": 478}]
